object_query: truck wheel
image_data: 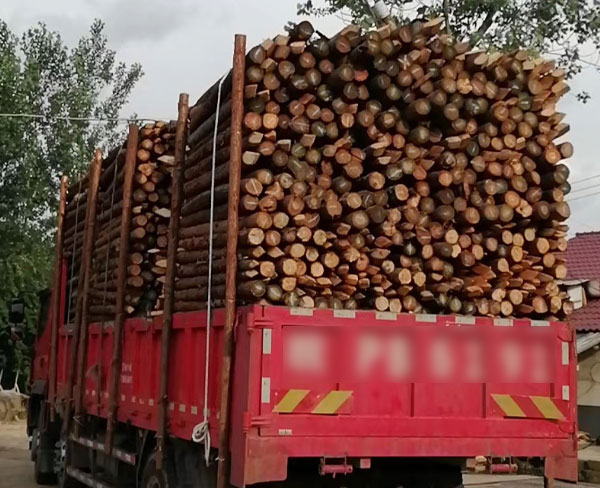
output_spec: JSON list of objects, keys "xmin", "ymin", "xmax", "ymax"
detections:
[
  {"xmin": 433, "ymin": 470, "xmax": 463, "ymax": 488},
  {"xmin": 55, "ymin": 438, "xmax": 86, "ymax": 488},
  {"xmin": 34, "ymin": 434, "xmax": 57, "ymax": 485},
  {"xmin": 35, "ymin": 458, "xmax": 57, "ymax": 485},
  {"xmin": 141, "ymin": 452, "xmax": 177, "ymax": 488},
  {"xmin": 31, "ymin": 428, "xmax": 39, "ymax": 461}
]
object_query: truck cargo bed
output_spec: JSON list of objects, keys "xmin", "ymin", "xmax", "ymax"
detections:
[{"xmin": 50, "ymin": 305, "xmax": 577, "ymax": 485}]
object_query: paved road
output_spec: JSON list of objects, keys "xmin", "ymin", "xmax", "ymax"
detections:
[
  {"xmin": 0, "ymin": 422, "xmax": 595, "ymax": 487},
  {"xmin": 463, "ymin": 473, "xmax": 585, "ymax": 487}
]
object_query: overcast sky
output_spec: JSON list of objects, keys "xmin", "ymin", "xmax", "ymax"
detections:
[{"xmin": 2, "ymin": 0, "xmax": 599, "ymax": 236}]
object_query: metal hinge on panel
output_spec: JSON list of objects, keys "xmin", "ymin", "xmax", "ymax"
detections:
[
  {"xmin": 249, "ymin": 415, "xmax": 272, "ymax": 427},
  {"xmin": 252, "ymin": 318, "xmax": 275, "ymax": 333}
]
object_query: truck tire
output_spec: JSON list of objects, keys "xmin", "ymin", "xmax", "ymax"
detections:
[
  {"xmin": 31, "ymin": 428, "xmax": 39, "ymax": 461},
  {"xmin": 33, "ymin": 404, "xmax": 59, "ymax": 487},
  {"xmin": 141, "ymin": 452, "xmax": 177, "ymax": 488},
  {"xmin": 35, "ymin": 458, "xmax": 57, "ymax": 485},
  {"xmin": 430, "ymin": 469, "xmax": 463, "ymax": 488},
  {"xmin": 55, "ymin": 438, "xmax": 86, "ymax": 488},
  {"xmin": 34, "ymin": 433, "xmax": 57, "ymax": 485}
]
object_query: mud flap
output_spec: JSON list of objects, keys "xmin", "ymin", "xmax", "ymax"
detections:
[
  {"xmin": 234, "ymin": 436, "xmax": 287, "ymax": 486},
  {"xmin": 545, "ymin": 453, "xmax": 578, "ymax": 482}
]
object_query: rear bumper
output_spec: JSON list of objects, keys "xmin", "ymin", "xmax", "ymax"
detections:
[{"xmin": 233, "ymin": 435, "xmax": 578, "ymax": 486}]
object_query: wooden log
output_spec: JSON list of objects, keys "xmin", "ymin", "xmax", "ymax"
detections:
[{"xmin": 188, "ymin": 71, "xmax": 233, "ymax": 133}]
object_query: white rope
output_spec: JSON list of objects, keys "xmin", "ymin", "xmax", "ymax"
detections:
[{"xmin": 192, "ymin": 74, "xmax": 227, "ymax": 466}]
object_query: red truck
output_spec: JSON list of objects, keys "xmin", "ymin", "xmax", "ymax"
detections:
[
  {"xmin": 29, "ymin": 290, "xmax": 577, "ymax": 487},
  {"xmin": 27, "ymin": 33, "xmax": 577, "ymax": 488}
]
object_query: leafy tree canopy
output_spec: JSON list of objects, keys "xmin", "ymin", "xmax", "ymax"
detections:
[
  {"xmin": 0, "ymin": 19, "xmax": 142, "ymax": 387},
  {"xmin": 299, "ymin": 0, "xmax": 600, "ymax": 100}
]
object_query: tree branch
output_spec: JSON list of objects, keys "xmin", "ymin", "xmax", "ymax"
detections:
[
  {"xmin": 470, "ymin": 9, "xmax": 496, "ymax": 46},
  {"xmin": 443, "ymin": 0, "xmax": 451, "ymax": 34}
]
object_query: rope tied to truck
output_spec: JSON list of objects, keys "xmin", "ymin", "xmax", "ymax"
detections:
[{"xmin": 191, "ymin": 73, "xmax": 227, "ymax": 466}]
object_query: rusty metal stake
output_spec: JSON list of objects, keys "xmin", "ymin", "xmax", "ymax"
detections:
[
  {"xmin": 156, "ymin": 93, "xmax": 189, "ymax": 470},
  {"xmin": 105, "ymin": 124, "xmax": 139, "ymax": 454},
  {"xmin": 216, "ymin": 33, "xmax": 246, "ymax": 488},
  {"xmin": 48, "ymin": 175, "xmax": 68, "ymax": 423},
  {"xmin": 62, "ymin": 151, "xmax": 102, "ymax": 436}
]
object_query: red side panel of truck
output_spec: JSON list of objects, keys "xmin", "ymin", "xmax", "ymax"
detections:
[{"xmin": 50, "ymin": 300, "xmax": 577, "ymax": 486}]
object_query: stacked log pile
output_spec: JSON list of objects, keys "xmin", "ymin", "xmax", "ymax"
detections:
[
  {"xmin": 62, "ymin": 122, "xmax": 176, "ymax": 325},
  {"xmin": 85, "ymin": 146, "xmax": 126, "ymax": 323},
  {"xmin": 89, "ymin": 121, "xmax": 177, "ymax": 323},
  {"xmin": 175, "ymin": 18, "xmax": 573, "ymax": 319},
  {"xmin": 63, "ymin": 174, "xmax": 91, "ymax": 325}
]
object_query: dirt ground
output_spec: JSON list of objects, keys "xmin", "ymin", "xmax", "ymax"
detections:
[
  {"xmin": 0, "ymin": 421, "xmax": 594, "ymax": 487},
  {"xmin": 0, "ymin": 421, "xmax": 37, "ymax": 488}
]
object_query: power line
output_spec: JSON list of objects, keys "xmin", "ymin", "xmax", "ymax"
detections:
[
  {"xmin": 570, "ymin": 174, "xmax": 600, "ymax": 185},
  {"xmin": 0, "ymin": 113, "xmax": 168, "ymax": 123},
  {"xmin": 570, "ymin": 182, "xmax": 600, "ymax": 194},
  {"xmin": 567, "ymin": 189, "xmax": 600, "ymax": 203}
]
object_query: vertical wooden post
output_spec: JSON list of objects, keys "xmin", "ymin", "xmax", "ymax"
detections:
[
  {"xmin": 48, "ymin": 175, "xmax": 68, "ymax": 423},
  {"xmin": 62, "ymin": 151, "xmax": 102, "ymax": 436},
  {"xmin": 216, "ymin": 33, "xmax": 246, "ymax": 488},
  {"xmin": 74, "ymin": 149, "xmax": 103, "ymax": 420},
  {"xmin": 105, "ymin": 124, "xmax": 138, "ymax": 454},
  {"xmin": 156, "ymin": 93, "xmax": 189, "ymax": 470}
]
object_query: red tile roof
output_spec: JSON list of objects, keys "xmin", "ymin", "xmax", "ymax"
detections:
[
  {"xmin": 567, "ymin": 232, "xmax": 600, "ymax": 331},
  {"xmin": 570, "ymin": 299, "xmax": 600, "ymax": 332},
  {"xmin": 566, "ymin": 231, "xmax": 600, "ymax": 281}
]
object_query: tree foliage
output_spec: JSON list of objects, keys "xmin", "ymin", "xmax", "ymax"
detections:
[
  {"xmin": 299, "ymin": 0, "xmax": 600, "ymax": 98},
  {"xmin": 0, "ymin": 19, "xmax": 142, "ymax": 387}
]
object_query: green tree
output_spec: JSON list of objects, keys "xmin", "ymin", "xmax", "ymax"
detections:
[
  {"xmin": 299, "ymin": 0, "xmax": 600, "ymax": 100},
  {"xmin": 0, "ymin": 19, "xmax": 142, "ymax": 388}
]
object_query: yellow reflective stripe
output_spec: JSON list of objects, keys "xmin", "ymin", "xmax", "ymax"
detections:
[
  {"xmin": 530, "ymin": 396, "xmax": 564, "ymax": 420},
  {"xmin": 311, "ymin": 391, "xmax": 352, "ymax": 414},
  {"xmin": 492, "ymin": 394, "xmax": 526, "ymax": 418},
  {"xmin": 273, "ymin": 389, "xmax": 309, "ymax": 413}
]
